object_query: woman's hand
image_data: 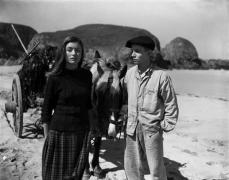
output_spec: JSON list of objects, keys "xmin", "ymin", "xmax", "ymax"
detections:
[{"xmin": 43, "ymin": 123, "xmax": 49, "ymax": 139}]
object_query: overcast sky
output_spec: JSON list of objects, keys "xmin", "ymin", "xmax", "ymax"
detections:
[{"xmin": 0, "ymin": 0, "xmax": 228, "ymax": 59}]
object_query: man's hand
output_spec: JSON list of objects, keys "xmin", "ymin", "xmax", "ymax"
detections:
[{"xmin": 108, "ymin": 123, "xmax": 117, "ymax": 138}]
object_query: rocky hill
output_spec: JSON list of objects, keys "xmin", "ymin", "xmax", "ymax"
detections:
[
  {"xmin": 0, "ymin": 22, "xmax": 37, "ymax": 63},
  {"xmin": 28, "ymin": 24, "xmax": 161, "ymax": 58},
  {"xmin": 162, "ymin": 37, "xmax": 229, "ymax": 69}
]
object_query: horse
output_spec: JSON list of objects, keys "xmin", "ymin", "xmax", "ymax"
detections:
[{"xmin": 86, "ymin": 52, "xmax": 127, "ymax": 178}]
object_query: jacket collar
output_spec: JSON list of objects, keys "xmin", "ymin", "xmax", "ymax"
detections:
[{"xmin": 135, "ymin": 65, "xmax": 153, "ymax": 80}]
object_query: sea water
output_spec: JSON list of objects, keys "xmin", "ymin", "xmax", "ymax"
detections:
[
  {"xmin": 168, "ymin": 70, "xmax": 229, "ymax": 101},
  {"xmin": 0, "ymin": 66, "xmax": 229, "ymax": 101}
]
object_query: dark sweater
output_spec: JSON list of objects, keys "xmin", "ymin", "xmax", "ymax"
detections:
[{"xmin": 41, "ymin": 68, "xmax": 92, "ymax": 132}]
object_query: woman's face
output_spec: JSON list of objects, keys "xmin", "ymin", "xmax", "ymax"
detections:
[{"xmin": 65, "ymin": 42, "xmax": 82, "ymax": 70}]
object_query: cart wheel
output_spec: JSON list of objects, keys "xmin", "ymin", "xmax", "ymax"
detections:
[{"xmin": 12, "ymin": 74, "xmax": 23, "ymax": 138}]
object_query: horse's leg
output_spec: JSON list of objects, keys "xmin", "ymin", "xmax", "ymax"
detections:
[
  {"xmin": 91, "ymin": 136, "xmax": 103, "ymax": 177},
  {"xmin": 91, "ymin": 136, "xmax": 101, "ymax": 168}
]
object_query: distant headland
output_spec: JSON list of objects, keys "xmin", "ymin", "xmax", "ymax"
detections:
[{"xmin": 0, "ymin": 22, "xmax": 228, "ymax": 69}]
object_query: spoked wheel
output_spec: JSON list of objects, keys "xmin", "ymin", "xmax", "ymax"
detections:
[{"xmin": 12, "ymin": 74, "xmax": 23, "ymax": 138}]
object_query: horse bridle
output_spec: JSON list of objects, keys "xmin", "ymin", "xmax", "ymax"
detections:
[{"xmin": 106, "ymin": 70, "xmax": 114, "ymax": 91}]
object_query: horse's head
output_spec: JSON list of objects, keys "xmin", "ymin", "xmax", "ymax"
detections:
[
  {"xmin": 90, "ymin": 52, "xmax": 127, "ymax": 136},
  {"xmin": 91, "ymin": 60, "xmax": 121, "ymax": 118}
]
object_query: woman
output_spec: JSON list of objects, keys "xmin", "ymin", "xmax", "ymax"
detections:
[{"xmin": 41, "ymin": 36, "xmax": 93, "ymax": 180}]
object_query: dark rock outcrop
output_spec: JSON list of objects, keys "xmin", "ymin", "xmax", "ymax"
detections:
[
  {"xmin": 0, "ymin": 22, "xmax": 37, "ymax": 60},
  {"xmin": 206, "ymin": 59, "xmax": 229, "ymax": 70},
  {"xmin": 162, "ymin": 37, "xmax": 201, "ymax": 69}
]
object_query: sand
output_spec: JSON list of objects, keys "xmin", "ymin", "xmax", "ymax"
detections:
[{"xmin": 0, "ymin": 66, "xmax": 228, "ymax": 180}]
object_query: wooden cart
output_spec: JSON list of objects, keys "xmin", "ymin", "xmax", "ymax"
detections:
[
  {"xmin": 4, "ymin": 36, "xmax": 57, "ymax": 138},
  {"xmin": 5, "ymin": 74, "xmax": 23, "ymax": 137}
]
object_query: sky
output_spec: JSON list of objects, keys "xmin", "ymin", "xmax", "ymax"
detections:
[{"xmin": 0, "ymin": 0, "xmax": 229, "ymax": 60}]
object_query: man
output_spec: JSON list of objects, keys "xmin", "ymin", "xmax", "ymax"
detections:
[{"xmin": 122, "ymin": 36, "xmax": 179, "ymax": 180}]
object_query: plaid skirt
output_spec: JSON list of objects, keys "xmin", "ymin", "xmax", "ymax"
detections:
[{"xmin": 42, "ymin": 130, "xmax": 91, "ymax": 180}]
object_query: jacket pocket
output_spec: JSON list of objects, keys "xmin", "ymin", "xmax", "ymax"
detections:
[{"xmin": 142, "ymin": 88, "xmax": 159, "ymax": 112}]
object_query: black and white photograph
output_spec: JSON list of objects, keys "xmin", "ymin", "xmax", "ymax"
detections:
[{"xmin": 0, "ymin": 0, "xmax": 228, "ymax": 179}]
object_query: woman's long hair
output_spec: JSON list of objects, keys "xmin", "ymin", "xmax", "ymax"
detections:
[{"xmin": 47, "ymin": 36, "xmax": 85, "ymax": 77}]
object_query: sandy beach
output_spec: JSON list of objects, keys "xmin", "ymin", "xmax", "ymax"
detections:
[{"xmin": 0, "ymin": 66, "xmax": 228, "ymax": 180}]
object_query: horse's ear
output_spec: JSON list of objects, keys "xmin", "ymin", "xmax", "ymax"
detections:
[
  {"xmin": 119, "ymin": 64, "xmax": 127, "ymax": 79},
  {"xmin": 94, "ymin": 50, "xmax": 101, "ymax": 59},
  {"xmin": 96, "ymin": 61, "xmax": 104, "ymax": 77}
]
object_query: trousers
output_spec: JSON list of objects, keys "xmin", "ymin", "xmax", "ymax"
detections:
[{"xmin": 124, "ymin": 122, "xmax": 167, "ymax": 180}]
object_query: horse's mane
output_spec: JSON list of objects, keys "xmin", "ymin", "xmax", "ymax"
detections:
[
  {"xmin": 90, "ymin": 59, "xmax": 120, "ymax": 94},
  {"xmin": 96, "ymin": 70, "xmax": 120, "ymax": 94}
]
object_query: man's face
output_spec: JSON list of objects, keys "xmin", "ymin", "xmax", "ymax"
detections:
[{"xmin": 130, "ymin": 44, "xmax": 150, "ymax": 66}]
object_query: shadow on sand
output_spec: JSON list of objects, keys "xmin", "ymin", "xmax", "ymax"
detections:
[{"xmin": 98, "ymin": 138, "xmax": 188, "ymax": 180}]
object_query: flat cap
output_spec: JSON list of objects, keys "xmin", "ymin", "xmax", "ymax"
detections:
[{"xmin": 125, "ymin": 36, "xmax": 155, "ymax": 51}]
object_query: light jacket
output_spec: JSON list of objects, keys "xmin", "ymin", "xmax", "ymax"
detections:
[{"xmin": 123, "ymin": 65, "xmax": 179, "ymax": 136}]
